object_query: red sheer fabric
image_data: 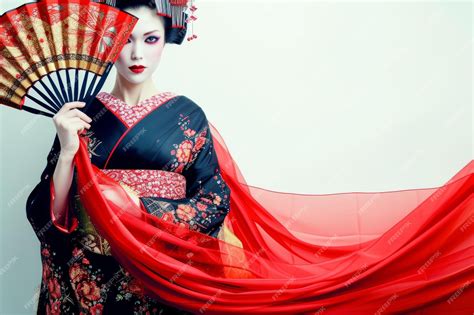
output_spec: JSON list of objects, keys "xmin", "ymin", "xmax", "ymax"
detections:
[{"xmin": 72, "ymin": 123, "xmax": 473, "ymax": 314}]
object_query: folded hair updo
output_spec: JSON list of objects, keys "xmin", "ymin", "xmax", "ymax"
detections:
[{"xmin": 114, "ymin": 0, "xmax": 188, "ymax": 45}]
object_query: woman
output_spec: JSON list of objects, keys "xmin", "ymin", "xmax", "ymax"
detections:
[
  {"xmin": 26, "ymin": 0, "xmax": 227, "ymax": 313},
  {"xmin": 24, "ymin": 1, "xmax": 474, "ymax": 314}
]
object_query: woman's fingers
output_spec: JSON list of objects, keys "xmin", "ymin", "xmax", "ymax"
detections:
[
  {"xmin": 54, "ymin": 102, "xmax": 92, "ymax": 128},
  {"xmin": 61, "ymin": 104, "xmax": 93, "ymax": 123},
  {"xmin": 70, "ymin": 120, "xmax": 91, "ymax": 133},
  {"xmin": 61, "ymin": 102, "xmax": 92, "ymax": 123},
  {"xmin": 56, "ymin": 101, "xmax": 85, "ymax": 115},
  {"xmin": 53, "ymin": 102, "xmax": 90, "ymax": 156},
  {"xmin": 56, "ymin": 102, "xmax": 91, "ymax": 119},
  {"xmin": 68, "ymin": 117, "xmax": 91, "ymax": 128}
]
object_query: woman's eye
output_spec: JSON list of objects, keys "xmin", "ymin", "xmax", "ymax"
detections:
[
  {"xmin": 125, "ymin": 36, "xmax": 159, "ymax": 44},
  {"xmin": 145, "ymin": 36, "xmax": 159, "ymax": 44}
]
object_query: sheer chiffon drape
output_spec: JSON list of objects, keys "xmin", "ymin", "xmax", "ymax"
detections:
[{"xmin": 71, "ymin": 123, "xmax": 473, "ymax": 314}]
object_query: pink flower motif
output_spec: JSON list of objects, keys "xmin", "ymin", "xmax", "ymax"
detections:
[
  {"xmin": 213, "ymin": 195, "xmax": 222, "ymax": 206},
  {"xmin": 47, "ymin": 278, "xmax": 61, "ymax": 299},
  {"xmin": 42, "ymin": 262, "xmax": 52, "ymax": 281},
  {"xmin": 77, "ymin": 280, "xmax": 101, "ymax": 309},
  {"xmin": 127, "ymin": 277, "xmax": 145, "ymax": 297},
  {"xmin": 193, "ymin": 136, "xmax": 206, "ymax": 153},
  {"xmin": 201, "ymin": 197, "xmax": 213, "ymax": 204},
  {"xmin": 72, "ymin": 247, "xmax": 84, "ymax": 258},
  {"xmin": 184, "ymin": 128, "xmax": 196, "ymax": 137},
  {"xmin": 69, "ymin": 264, "xmax": 88, "ymax": 283},
  {"xmin": 176, "ymin": 204, "xmax": 196, "ymax": 221},
  {"xmin": 176, "ymin": 140, "xmax": 193, "ymax": 163},
  {"xmin": 46, "ymin": 300, "xmax": 61, "ymax": 315},
  {"xmin": 82, "ymin": 258, "xmax": 90, "ymax": 265},
  {"xmin": 196, "ymin": 202, "xmax": 208, "ymax": 211},
  {"xmin": 41, "ymin": 248, "xmax": 50, "ymax": 258}
]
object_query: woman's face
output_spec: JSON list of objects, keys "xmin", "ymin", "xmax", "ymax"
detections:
[{"xmin": 114, "ymin": 6, "xmax": 166, "ymax": 84}]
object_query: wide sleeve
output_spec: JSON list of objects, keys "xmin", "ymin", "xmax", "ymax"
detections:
[
  {"xmin": 139, "ymin": 108, "xmax": 231, "ymax": 238},
  {"xmin": 49, "ymin": 174, "xmax": 79, "ymax": 233},
  {"xmin": 26, "ymin": 134, "xmax": 79, "ymax": 243}
]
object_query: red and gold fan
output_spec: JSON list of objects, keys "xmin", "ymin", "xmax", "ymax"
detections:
[{"xmin": 0, "ymin": 0, "xmax": 137, "ymax": 117}]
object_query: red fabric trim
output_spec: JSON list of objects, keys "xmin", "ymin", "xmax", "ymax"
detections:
[
  {"xmin": 95, "ymin": 92, "xmax": 178, "ymax": 129},
  {"xmin": 96, "ymin": 95, "xmax": 129, "ymax": 128},
  {"xmin": 49, "ymin": 177, "xmax": 78, "ymax": 234}
]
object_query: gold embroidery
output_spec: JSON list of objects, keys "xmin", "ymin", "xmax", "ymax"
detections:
[
  {"xmin": 72, "ymin": 181, "xmax": 138, "ymax": 256},
  {"xmin": 84, "ymin": 130, "xmax": 103, "ymax": 159},
  {"xmin": 73, "ymin": 195, "xmax": 113, "ymax": 256}
]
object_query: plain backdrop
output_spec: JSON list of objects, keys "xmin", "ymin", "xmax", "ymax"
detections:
[{"xmin": 0, "ymin": 0, "xmax": 472, "ymax": 313}]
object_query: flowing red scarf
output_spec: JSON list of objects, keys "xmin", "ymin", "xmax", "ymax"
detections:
[{"xmin": 73, "ymin": 122, "xmax": 473, "ymax": 314}]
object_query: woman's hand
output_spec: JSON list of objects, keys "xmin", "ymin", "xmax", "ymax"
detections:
[{"xmin": 53, "ymin": 102, "xmax": 92, "ymax": 159}]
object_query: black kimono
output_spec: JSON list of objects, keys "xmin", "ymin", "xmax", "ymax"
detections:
[{"xmin": 26, "ymin": 91, "xmax": 231, "ymax": 314}]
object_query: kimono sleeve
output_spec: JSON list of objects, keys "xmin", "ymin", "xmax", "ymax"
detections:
[
  {"xmin": 26, "ymin": 134, "xmax": 79, "ymax": 243},
  {"xmin": 49, "ymin": 174, "xmax": 79, "ymax": 233},
  {"xmin": 139, "ymin": 108, "xmax": 231, "ymax": 238}
]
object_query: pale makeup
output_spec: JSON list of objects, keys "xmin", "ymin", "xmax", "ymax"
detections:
[{"xmin": 114, "ymin": 6, "xmax": 166, "ymax": 85}]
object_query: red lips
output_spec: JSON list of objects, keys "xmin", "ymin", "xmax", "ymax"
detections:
[{"xmin": 129, "ymin": 65, "xmax": 146, "ymax": 74}]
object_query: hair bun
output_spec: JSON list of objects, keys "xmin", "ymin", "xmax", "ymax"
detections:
[{"xmin": 101, "ymin": 0, "xmax": 192, "ymax": 45}]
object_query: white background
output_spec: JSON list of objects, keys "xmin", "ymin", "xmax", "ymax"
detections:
[{"xmin": 0, "ymin": 0, "xmax": 472, "ymax": 313}]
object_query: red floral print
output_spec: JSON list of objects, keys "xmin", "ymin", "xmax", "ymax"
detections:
[
  {"xmin": 193, "ymin": 135, "xmax": 206, "ymax": 153},
  {"xmin": 69, "ymin": 264, "xmax": 88, "ymax": 283},
  {"xmin": 183, "ymin": 128, "xmax": 196, "ymax": 137},
  {"xmin": 48, "ymin": 278, "xmax": 61, "ymax": 299},
  {"xmin": 40, "ymin": 243, "xmax": 77, "ymax": 313},
  {"xmin": 42, "ymin": 262, "xmax": 52, "ymax": 280},
  {"xmin": 176, "ymin": 204, "xmax": 196, "ymax": 221},
  {"xmin": 46, "ymin": 300, "xmax": 61, "ymax": 315},
  {"xmin": 176, "ymin": 140, "xmax": 193, "ymax": 163},
  {"xmin": 89, "ymin": 303, "xmax": 104, "ymax": 315},
  {"xmin": 196, "ymin": 202, "xmax": 208, "ymax": 211},
  {"xmin": 77, "ymin": 280, "xmax": 101, "ymax": 309}
]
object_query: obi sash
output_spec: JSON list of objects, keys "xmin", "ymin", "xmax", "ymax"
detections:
[{"xmin": 72, "ymin": 169, "xmax": 186, "ymax": 256}]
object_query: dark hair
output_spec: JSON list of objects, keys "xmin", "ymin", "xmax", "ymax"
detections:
[{"xmin": 114, "ymin": 0, "xmax": 187, "ymax": 45}]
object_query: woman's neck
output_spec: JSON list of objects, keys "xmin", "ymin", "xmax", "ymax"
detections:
[{"xmin": 110, "ymin": 75, "xmax": 161, "ymax": 107}]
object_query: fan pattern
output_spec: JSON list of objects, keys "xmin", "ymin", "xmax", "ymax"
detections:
[{"xmin": 0, "ymin": 0, "xmax": 137, "ymax": 115}]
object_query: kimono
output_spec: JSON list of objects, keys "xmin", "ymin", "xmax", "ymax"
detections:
[{"xmin": 26, "ymin": 91, "xmax": 231, "ymax": 314}]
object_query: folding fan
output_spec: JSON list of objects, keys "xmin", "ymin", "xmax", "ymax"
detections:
[{"xmin": 0, "ymin": 0, "xmax": 138, "ymax": 117}]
